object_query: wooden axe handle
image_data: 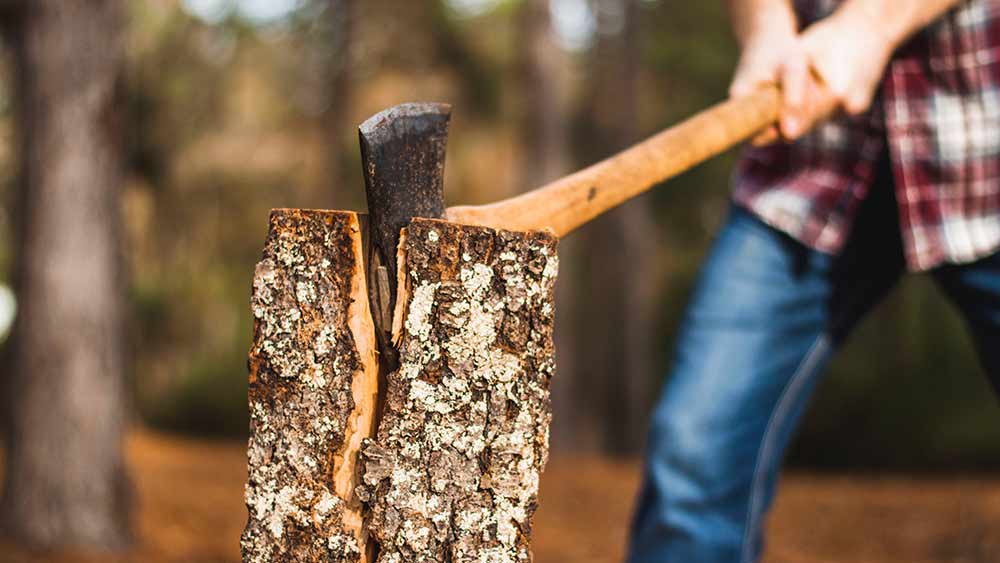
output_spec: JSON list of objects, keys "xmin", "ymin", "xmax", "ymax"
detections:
[{"xmin": 446, "ymin": 85, "xmax": 781, "ymax": 236}]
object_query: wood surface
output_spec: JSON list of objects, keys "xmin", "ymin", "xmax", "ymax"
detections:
[{"xmin": 243, "ymin": 212, "xmax": 559, "ymax": 562}]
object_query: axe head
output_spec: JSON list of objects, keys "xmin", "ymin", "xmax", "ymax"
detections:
[
  {"xmin": 359, "ymin": 102, "xmax": 451, "ymax": 268},
  {"xmin": 359, "ymin": 102, "xmax": 451, "ymax": 360}
]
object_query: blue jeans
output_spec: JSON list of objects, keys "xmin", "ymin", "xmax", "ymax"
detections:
[{"xmin": 627, "ymin": 181, "xmax": 1000, "ymax": 562}]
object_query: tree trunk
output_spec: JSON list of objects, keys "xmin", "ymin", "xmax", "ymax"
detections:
[
  {"xmin": 517, "ymin": 0, "xmax": 567, "ymax": 191},
  {"xmin": 576, "ymin": 0, "xmax": 655, "ymax": 455},
  {"xmin": 360, "ymin": 218, "xmax": 558, "ymax": 562},
  {"xmin": 614, "ymin": 0, "xmax": 656, "ymax": 455},
  {"xmin": 324, "ymin": 0, "xmax": 354, "ymax": 205},
  {"xmin": 242, "ymin": 210, "xmax": 378, "ymax": 563},
  {"xmin": 0, "ymin": 0, "xmax": 131, "ymax": 549},
  {"xmin": 515, "ymin": 0, "xmax": 578, "ymax": 452}
]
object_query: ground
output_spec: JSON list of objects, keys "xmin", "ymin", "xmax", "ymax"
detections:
[{"xmin": 2, "ymin": 429, "xmax": 999, "ymax": 562}]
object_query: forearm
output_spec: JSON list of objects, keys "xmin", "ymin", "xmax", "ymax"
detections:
[
  {"xmin": 725, "ymin": 0, "xmax": 797, "ymax": 46},
  {"xmin": 836, "ymin": 0, "xmax": 966, "ymax": 48}
]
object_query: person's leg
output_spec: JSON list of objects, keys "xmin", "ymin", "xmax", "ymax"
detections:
[
  {"xmin": 628, "ymin": 183, "xmax": 905, "ymax": 562},
  {"xmin": 931, "ymin": 250, "xmax": 1000, "ymax": 394}
]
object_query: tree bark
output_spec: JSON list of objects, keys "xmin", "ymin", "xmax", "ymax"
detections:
[
  {"xmin": 359, "ymin": 218, "xmax": 558, "ymax": 563},
  {"xmin": 0, "ymin": 0, "xmax": 131, "ymax": 549},
  {"xmin": 242, "ymin": 210, "xmax": 378, "ymax": 563},
  {"xmin": 613, "ymin": 0, "xmax": 656, "ymax": 455}
]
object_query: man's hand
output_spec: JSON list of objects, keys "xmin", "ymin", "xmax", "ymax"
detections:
[
  {"xmin": 780, "ymin": 6, "xmax": 896, "ymax": 139},
  {"xmin": 728, "ymin": 2, "xmax": 895, "ymax": 143},
  {"xmin": 728, "ymin": 0, "xmax": 965, "ymax": 143},
  {"xmin": 727, "ymin": 1, "xmax": 802, "ymax": 144}
]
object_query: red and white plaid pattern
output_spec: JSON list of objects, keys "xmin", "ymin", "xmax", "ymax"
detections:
[{"xmin": 734, "ymin": 0, "xmax": 1000, "ymax": 270}]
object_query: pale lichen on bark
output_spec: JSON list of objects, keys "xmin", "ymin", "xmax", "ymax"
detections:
[
  {"xmin": 359, "ymin": 218, "xmax": 558, "ymax": 563},
  {"xmin": 242, "ymin": 209, "xmax": 376, "ymax": 563}
]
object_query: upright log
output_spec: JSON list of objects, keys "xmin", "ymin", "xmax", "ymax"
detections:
[
  {"xmin": 242, "ymin": 209, "xmax": 378, "ymax": 563},
  {"xmin": 359, "ymin": 219, "xmax": 558, "ymax": 563},
  {"xmin": 243, "ymin": 104, "xmax": 559, "ymax": 562}
]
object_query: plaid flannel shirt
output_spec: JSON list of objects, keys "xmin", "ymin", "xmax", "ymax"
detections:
[{"xmin": 733, "ymin": 0, "xmax": 1000, "ymax": 271}]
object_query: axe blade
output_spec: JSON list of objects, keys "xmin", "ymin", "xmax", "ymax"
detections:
[
  {"xmin": 360, "ymin": 102, "xmax": 451, "ymax": 265},
  {"xmin": 358, "ymin": 101, "xmax": 451, "ymax": 367}
]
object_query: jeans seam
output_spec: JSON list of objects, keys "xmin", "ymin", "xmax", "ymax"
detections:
[{"xmin": 739, "ymin": 334, "xmax": 830, "ymax": 563}]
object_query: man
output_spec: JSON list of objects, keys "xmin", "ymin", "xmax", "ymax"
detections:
[{"xmin": 628, "ymin": 0, "xmax": 1000, "ymax": 561}]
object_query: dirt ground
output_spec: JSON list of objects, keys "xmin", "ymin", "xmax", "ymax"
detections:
[{"xmin": 2, "ymin": 430, "xmax": 999, "ymax": 563}]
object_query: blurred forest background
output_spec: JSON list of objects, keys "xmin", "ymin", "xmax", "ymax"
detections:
[{"xmin": 1, "ymin": 0, "xmax": 1000, "ymax": 560}]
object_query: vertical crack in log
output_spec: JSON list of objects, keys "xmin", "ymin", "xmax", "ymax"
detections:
[
  {"xmin": 359, "ymin": 219, "xmax": 559, "ymax": 563},
  {"xmin": 243, "ymin": 209, "xmax": 378, "ymax": 563},
  {"xmin": 338, "ymin": 214, "xmax": 381, "ymax": 563}
]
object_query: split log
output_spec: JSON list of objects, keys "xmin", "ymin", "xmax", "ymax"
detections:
[
  {"xmin": 359, "ymin": 219, "xmax": 559, "ymax": 563},
  {"xmin": 242, "ymin": 209, "xmax": 379, "ymax": 563}
]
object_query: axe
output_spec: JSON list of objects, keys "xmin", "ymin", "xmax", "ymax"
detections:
[
  {"xmin": 360, "ymin": 84, "xmax": 781, "ymax": 344},
  {"xmin": 242, "ymin": 86, "xmax": 783, "ymax": 563},
  {"xmin": 354, "ymin": 87, "xmax": 781, "ymax": 560}
]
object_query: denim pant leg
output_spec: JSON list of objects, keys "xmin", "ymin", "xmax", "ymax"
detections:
[
  {"xmin": 627, "ymin": 199, "xmax": 904, "ymax": 563},
  {"xmin": 933, "ymin": 250, "xmax": 1000, "ymax": 394}
]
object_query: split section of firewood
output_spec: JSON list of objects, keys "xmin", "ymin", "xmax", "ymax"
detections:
[
  {"xmin": 359, "ymin": 219, "xmax": 558, "ymax": 563},
  {"xmin": 242, "ymin": 209, "xmax": 378, "ymax": 563}
]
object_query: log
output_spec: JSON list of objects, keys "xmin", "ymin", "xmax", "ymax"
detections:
[
  {"xmin": 242, "ymin": 211, "xmax": 559, "ymax": 562},
  {"xmin": 242, "ymin": 209, "xmax": 379, "ymax": 563},
  {"xmin": 358, "ymin": 218, "xmax": 559, "ymax": 563}
]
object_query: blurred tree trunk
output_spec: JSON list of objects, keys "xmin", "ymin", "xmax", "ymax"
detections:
[
  {"xmin": 517, "ymin": 0, "xmax": 566, "ymax": 191},
  {"xmin": 324, "ymin": 0, "xmax": 353, "ymax": 205},
  {"xmin": 426, "ymin": 0, "xmax": 499, "ymax": 116},
  {"xmin": 576, "ymin": 0, "xmax": 656, "ymax": 455},
  {"xmin": 0, "ymin": 0, "xmax": 131, "ymax": 549},
  {"xmin": 517, "ymin": 0, "xmax": 579, "ymax": 451}
]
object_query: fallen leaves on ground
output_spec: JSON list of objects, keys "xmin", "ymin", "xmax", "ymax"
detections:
[{"xmin": 1, "ymin": 429, "xmax": 999, "ymax": 563}]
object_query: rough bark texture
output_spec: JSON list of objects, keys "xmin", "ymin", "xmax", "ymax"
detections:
[
  {"xmin": 359, "ymin": 219, "xmax": 558, "ymax": 563},
  {"xmin": 0, "ymin": 0, "xmax": 131, "ymax": 549},
  {"xmin": 242, "ymin": 209, "xmax": 378, "ymax": 563}
]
